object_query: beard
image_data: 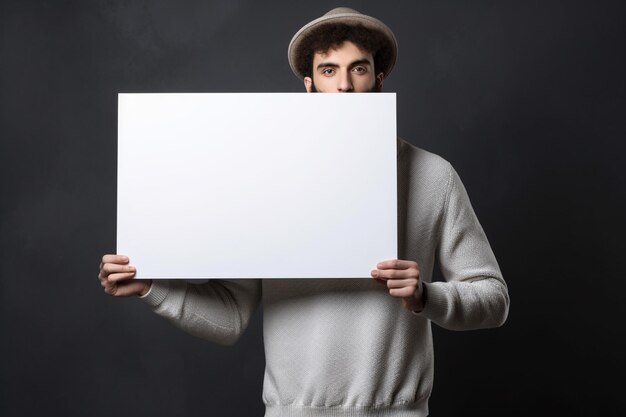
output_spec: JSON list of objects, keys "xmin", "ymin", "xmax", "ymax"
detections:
[{"xmin": 309, "ymin": 81, "xmax": 382, "ymax": 93}]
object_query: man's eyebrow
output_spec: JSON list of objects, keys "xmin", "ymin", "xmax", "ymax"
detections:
[
  {"xmin": 316, "ymin": 59, "xmax": 373, "ymax": 70},
  {"xmin": 316, "ymin": 62, "xmax": 339, "ymax": 69},
  {"xmin": 348, "ymin": 59, "xmax": 372, "ymax": 67}
]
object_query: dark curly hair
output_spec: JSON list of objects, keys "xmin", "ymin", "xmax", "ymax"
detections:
[{"xmin": 295, "ymin": 23, "xmax": 393, "ymax": 78}]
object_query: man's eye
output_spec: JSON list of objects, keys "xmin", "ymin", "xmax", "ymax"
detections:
[
  {"xmin": 321, "ymin": 68, "xmax": 335, "ymax": 76},
  {"xmin": 352, "ymin": 66, "xmax": 367, "ymax": 73}
]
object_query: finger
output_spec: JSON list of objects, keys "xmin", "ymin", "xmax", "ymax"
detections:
[
  {"xmin": 103, "ymin": 282, "xmax": 117, "ymax": 295},
  {"xmin": 101, "ymin": 254, "xmax": 129, "ymax": 265},
  {"xmin": 386, "ymin": 278, "xmax": 419, "ymax": 289},
  {"xmin": 107, "ymin": 272, "xmax": 136, "ymax": 283},
  {"xmin": 106, "ymin": 281, "xmax": 147, "ymax": 297},
  {"xmin": 376, "ymin": 259, "xmax": 417, "ymax": 270},
  {"xmin": 372, "ymin": 268, "xmax": 416, "ymax": 280},
  {"xmin": 102, "ymin": 263, "xmax": 136, "ymax": 276},
  {"xmin": 389, "ymin": 287, "xmax": 417, "ymax": 298},
  {"xmin": 112, "ymin": 281, "xmax": 143, "ymax": 297}
]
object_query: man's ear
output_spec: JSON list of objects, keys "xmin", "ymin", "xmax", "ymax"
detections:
[
  {"xmin": 304, "ymin": 77, "xmax": 313, "ymax": 93},
  {"xmin": 376, "ymin": 72, "xmax": 385, "ymax": 90}
]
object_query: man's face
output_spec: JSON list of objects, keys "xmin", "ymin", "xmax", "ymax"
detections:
[{"xmin": 304, "ymin": 41, "xmax": 384, "ymax": 93}]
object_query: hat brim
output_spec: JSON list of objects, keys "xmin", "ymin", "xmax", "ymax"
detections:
[{"xmin": 288, "ymin": 11, "xmax": 398, "ymax": 80}]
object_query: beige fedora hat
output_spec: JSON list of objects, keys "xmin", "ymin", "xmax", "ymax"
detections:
[{"xmin": 288, "ymin": 7, "xmax": 398, "ymax": 80}]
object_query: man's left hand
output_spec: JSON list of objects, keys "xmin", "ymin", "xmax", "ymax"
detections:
[{"xmin": 371, "ymin": 259, "xmax": 425, "ymax": 313}]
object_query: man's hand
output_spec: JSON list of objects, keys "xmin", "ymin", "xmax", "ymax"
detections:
[
  {"xmin": 371, "ymin": 259, "xmax": 425, "ymax": 312},
  {"xmin": 98, "ymin": 254, "xmax": 152, "ymax": 297}
]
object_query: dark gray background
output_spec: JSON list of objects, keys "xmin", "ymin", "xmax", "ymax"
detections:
[{"xmin": 1, "ymin": 0, "xmax": 625, "ymax": 416}]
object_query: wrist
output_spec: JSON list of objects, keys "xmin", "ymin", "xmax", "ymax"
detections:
[
  {"xmin": 138, "ymin": 280, "xmax": 153, "ymax": 297},
  {"xmin": 410, "ymin": 282, "xmax": 427, "ymax": 313}
]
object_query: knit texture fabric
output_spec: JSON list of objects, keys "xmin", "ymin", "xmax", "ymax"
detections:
[{"xmin": 141, "ymin": 139, "xmax": 510, "ymax": 417}]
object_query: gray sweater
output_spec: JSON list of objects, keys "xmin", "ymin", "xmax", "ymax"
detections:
[{"xmin": 141, "ymin": 139, "xmax": 510, "ymax": 417}]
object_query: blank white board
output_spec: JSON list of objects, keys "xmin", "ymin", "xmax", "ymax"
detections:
[{"xmin": 117, "ymin": 93, "xmax": 397, "ymax": 278}]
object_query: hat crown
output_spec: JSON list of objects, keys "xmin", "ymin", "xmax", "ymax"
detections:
[{"xmin": 324, "ymin": 7, "xmax": 360, "ymax": 16}]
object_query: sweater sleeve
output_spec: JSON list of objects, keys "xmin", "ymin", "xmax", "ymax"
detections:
[
  {"xmin": 140, "ymin": 279, "xmax": 262, "ymax": 345},
  {"xmin": 418, "ymin": 165, "xmax": 510, "ymax": 330}
]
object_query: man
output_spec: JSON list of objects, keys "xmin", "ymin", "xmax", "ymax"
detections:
[{"xmin": 99, "ymin": 8, "xmax": 509, "ymax": 416}]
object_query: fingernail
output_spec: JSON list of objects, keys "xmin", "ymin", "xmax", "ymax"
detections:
[
  {"xmin": 121, "ymin": 256, "xmax": 129, "ymax": 262},
  {"xmin": 371, "ymin": 270, "xmax": 378, "ymax": 278}
]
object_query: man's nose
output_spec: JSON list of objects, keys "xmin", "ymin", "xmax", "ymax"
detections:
[{"xmin": 337, "ymin": 72, "xmax": 354, "ymax": 92}]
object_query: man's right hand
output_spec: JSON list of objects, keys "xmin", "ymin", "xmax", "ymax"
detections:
[{"xmin": 98, "ymin": 254, "xmax": 152, "ymax": 297}]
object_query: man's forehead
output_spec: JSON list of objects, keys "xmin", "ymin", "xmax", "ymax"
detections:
[{"xmin": 313, "ymin": 41, "xmax": 374, "ymax": 61}]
